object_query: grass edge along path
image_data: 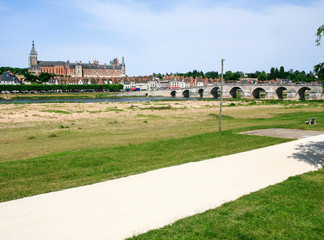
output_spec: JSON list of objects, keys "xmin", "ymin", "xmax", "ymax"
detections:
[
  {"xmin": 128, "ymin": 168, "xmax": 324, "ymax": 240},
  {"xmin": 0, "ymin": 130, "xmax": 289, "ymax": 202}
]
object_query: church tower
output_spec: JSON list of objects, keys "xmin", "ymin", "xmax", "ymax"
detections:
[
  {"xmin": 29, "ymin": 40, "xmax": 38, "ymax": 68},
  {"xmin": 121, "ymin": 57, "xmax": 126, "ymax": 75}
]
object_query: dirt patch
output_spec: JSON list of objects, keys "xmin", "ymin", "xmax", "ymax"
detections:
[
  {"xmin": 0, "ymin": 101, "xmax": 222, "ymax": 125},
  {"xmin": 240, "ymin": 128, "xmax": 324, "ymax": 139}
]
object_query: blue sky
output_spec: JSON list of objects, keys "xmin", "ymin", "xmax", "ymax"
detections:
[{"xmin": 0, "ymin": 0, "xmax": 323, "ymax": 76}]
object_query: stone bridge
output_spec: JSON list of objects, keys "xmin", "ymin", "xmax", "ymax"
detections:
[{"xmin": 128, "ymin": 83, "xmax": 322, "ymax": 100}]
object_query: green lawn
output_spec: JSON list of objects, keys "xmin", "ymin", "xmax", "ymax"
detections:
[
  {"xmin": 128, "ymin": 168, "xmax": 324, "ymax": 240},
  {"xmin": 0, "ymin": 100, "xmax": 323, "ymax": 238},
  {"xmin": 1, "ymin": 100, "xmax": 324, "ymax": 202},
  {"xmin": 0, "ymin": 130, "xmax": 288, "ymax": 202}
]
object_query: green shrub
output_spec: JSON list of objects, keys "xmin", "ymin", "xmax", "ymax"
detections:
[{"xmin": 0, "ymin": 84, "xmax": 123, "ymax": 92}]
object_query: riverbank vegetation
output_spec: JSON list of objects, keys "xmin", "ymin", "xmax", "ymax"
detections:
[
  {"xmin": 1, "ymin": 92, "xmax": 123, "ymax": 100},
  {"xmin": 0, "ymin": 83, "xmax": 123, "ymax": 93}
]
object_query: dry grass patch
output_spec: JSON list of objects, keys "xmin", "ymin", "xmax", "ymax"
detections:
[{"xmin": 0, "ymin": 100, "xmax": 323, "ymax": 162}]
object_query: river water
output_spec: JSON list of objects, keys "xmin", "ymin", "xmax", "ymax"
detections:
[{"xmin": 0, "ymin": 97, "xmax": 218, "ymax": 104}]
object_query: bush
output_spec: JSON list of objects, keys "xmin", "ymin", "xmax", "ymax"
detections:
[{"xmin": 0, "ymin": 84, "xmax": 123, "ymax": 92}]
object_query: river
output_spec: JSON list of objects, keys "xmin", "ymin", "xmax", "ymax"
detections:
[{"xmin": 0, "ymin": 97, "xmax": 218, "ymax": 104}]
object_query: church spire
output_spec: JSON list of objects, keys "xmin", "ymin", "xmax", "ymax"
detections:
[
  {"xmin": 30, "ymin": 40, "xmax": 37, "ymax": 55},
  {"xmin": 29, "ymin": 40, "xmax": 38, "ymax": 68}
]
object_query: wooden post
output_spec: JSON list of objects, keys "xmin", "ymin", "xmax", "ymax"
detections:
[{"xmin": 219, "ymin": 59, "xmax": 225, "ymax": 135}]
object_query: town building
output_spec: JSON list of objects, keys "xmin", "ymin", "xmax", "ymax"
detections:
[
  {"xmin": 28, "ymin": 41, "xmax": 126, "ymax": 78},
  {"xmin": 0, "ymin": 72, "xmax": 23, "ymax": 85}
]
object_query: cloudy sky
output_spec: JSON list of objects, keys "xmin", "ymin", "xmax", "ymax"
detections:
[{"xmin": 0, "ymin": 0, "xmax": 323, "ymax": 76}]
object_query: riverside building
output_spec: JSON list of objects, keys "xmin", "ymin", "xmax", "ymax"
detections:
[{"xmin": 28, "ymin": 41, "xmax": 126, "ymax": 78}]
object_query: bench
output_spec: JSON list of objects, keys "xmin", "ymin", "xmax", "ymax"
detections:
[{"xmin": 305, "ymin": 118, "xmax": 317, "ymax": 125}]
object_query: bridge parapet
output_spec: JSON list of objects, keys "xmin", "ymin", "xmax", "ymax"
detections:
[
  {"xmin": 165, "ymin": 83, "xmax": 323, "ymax": 100},
  {"xmin": 124, "ymin": 83, "xmax": 322, "ymax": 100}
]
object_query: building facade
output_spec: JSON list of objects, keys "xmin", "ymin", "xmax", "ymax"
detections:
[
  {"xmin": 28, "ymin": 41, "xmax": 126, "ymax": 78},
  {"xmin": 0, "ymin": 72, "xmax": 23, "ymax": 85}
]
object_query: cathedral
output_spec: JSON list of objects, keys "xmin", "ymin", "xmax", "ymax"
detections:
[{"xmin": 28, "ymin": 41, "xmax": 126, "ymax": 78}]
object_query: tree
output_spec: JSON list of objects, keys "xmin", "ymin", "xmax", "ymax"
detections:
[
  {"xmin": 0, "ymin": 67, "xmax": 28, "ymax": 75},
  {"xmin": 315, "ymin": 25, "xmax": 324, "ymax": 46},
  {"xmin": 279, "ymin": 66, "xmax": 285, "ymax": 78},
  {"xmin": 274, "ymin": 68, "xmax": 279, "ymax": 79},
  {"xmin": 247, "ymin": 73, "xmax": 255, "ymax": 78},
  {"xmin": 257, "ymin": 71, "xmax": 267, "ymax": 81},
  {"xmin": 24, "ymin": 72, "xmax": 38, "ymax": 82},
  {"xmin": 153, "ymin": 73, "xmax": 164, "ymax": 79},
  {"xmin": 205, "ymin": 71, "xmax": 219, "ymax": 79},
  {"xmin": 224, "ymin": 71, "xmax": 233, "ymax": 81},
  {"xmin": 314, "ymin": 62, "xmax": 324, "ymax": 81},
  {"xmin": 268, "ymin": 67, "xmax": 275, "ymax": 80},
  {"xmin": 314, "ymin": 25, "xmax": 324, "ymax": 83},
  {"xmin": 38, "ymin": 72, "xmax": 54, "ymax": 83},
  {"xmin": 231, "ymin": 71, "xmax": 242, "ymax": 81}
]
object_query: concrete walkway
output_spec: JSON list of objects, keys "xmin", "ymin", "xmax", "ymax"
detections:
[
  {"xmin": 0, "ymin": 134, "xmax": 323, "ymax": 240},
  {"xmin": 240, "ymin": 128, "xmax": 324, "ymax": 139}
]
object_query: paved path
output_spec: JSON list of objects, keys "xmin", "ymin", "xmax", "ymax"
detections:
[
  {"xmin": 0, "ymin": 134, "xmax": 323, "ymax": 240},
  {"xmin": 240, "ymin": 128, "xmax": 324, "ymax": 139}
]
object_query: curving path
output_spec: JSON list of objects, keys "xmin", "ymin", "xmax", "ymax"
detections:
[{"xmin": 0, "ymin": 134, "xmax": 323, "ymax": 240}]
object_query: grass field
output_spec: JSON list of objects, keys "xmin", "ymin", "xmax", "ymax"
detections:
[
  {"xmin": 0, "ymin": 99, "xmax": 323, "ymax": 238},
  {"xmin": 0, "ymin": 100, "xmax": 323, "ymax": 202},
  {"xmin": 1, "ymin": 100, "xmax": 323, "ymax": 162},
  {"xmin": 0, "ymin": 130, "xmax": 290, "ymax": 202},
  {"xmin": 128, "ymin": 168, "xmax": 324, "ymax": 240}
]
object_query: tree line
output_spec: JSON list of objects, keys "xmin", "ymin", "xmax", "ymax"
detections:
[
  {"xmin": 0, "ymin": 67, "xmax": 28, "ymax": 76},
  {"xmin": 246, "ymin": 66, "xmax": 318, "ymax": 82},
  {"xmin": 0, "ymin": 67, "xmax": 62, "ymax": 83},
  {"xmin": 24, "ymin": 72, "xmax": 57, "ymax": 83},
  {"xmin": 0, "ymin": 84, "xmax": 123, "ymax": 92},
  {"xmin": 154, "ymin": 70, "xmax": 220, "ymax": 80},
  {"xmin": 154, "ymin": 65, "xmax": 322, "ymax": 82}
]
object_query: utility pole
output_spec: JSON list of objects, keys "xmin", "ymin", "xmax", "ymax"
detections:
[{"xmin": 219, "ymin": 59, "xmax": 225, "ymax": 135}]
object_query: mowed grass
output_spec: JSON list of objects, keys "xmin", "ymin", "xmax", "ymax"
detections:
[
  {"xmin": 128, "ymin": 168, "xmax": 324, "ymax": 240},
  {"xmin": 0, "ymin": 100, "xmax": 323, "ymax": 238},
  {"xmin": 0, "ymin": 100, "xmax": 323, "ymax": 202},
  {"xmin": 0, "ymin": 130, "xmax": 289, "ymax": 202}
]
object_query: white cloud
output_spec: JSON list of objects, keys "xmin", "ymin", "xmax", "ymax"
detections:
[
  {"xmin": 10, "ymin": 0, "xmax": 324, "ymax": 75},
  {"xmin": 119, "ymin": 0, "xmax": 321, "ymax": 75}
]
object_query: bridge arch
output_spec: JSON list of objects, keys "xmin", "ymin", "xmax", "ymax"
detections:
[
  {"xmin": 229, "ymin": 87, "xmax": 243, "ymax": 98},
  {"xmin": 198, "ymin": 89, "xmax": 204, "ymax": 98},
  {"xmin": 170, "ymin": 90, "xmax": 176, "ymax": 97},
  {"xmin": 182, "ymin": 89, "xmax": 190, "ymax": 98},
  {"xmin": 211, "ymin": 87, "xmax": 220, "ymax": 98},
  {"xmin": 275, "ymin": 87, "xmax": 287, "ymax": 99},
  {"xmin": 298, "ymin": 87, "xmax": 311, "ymax": 99},
  {"xmin": 252, "ymin": 87, "xmax": 266, "ymax": 99}
]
